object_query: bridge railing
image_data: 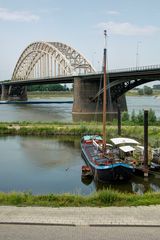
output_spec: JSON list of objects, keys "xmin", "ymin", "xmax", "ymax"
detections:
[
  {"xmin": 108, "ymin": 64, "xmax": 160, "ymax": 73},
  {"xmin": 76, "ymin": 64, "xmax": 160, "ymax": 76}
]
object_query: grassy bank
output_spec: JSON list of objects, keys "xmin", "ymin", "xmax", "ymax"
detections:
[
  {"xmin": 28, "ymin": 91, "xmax": 73, "ymax": 98},
  {"xmin": 126, "ymin": 89, "xmax": 160, "ymax": 96},
  {"xmin": 0, "ymin": 189, "xmax": 160, "ymax": 207},
  {"xmin": 0, "ymin": 121, "xmax": 160, "ymax": 147},
  {"xmin": 27, "ymin": 89, "xmax": 160, "ymax": 97}
]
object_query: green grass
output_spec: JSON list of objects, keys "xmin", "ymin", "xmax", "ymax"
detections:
[
  {"xmin": 0, "ymin": 122, "xmax": 157, "ymax": 143},
  {"xmin": 0, "ymin": 121, "xmax": 160, "ymax": 147},
  {"xmin": 126, "ymin": 89, "xmax": 160, "ymax": 96},
  {"xmin": 0, "ymin": 189, "xmax": 160, "ymax": 207},
  {"xmin": 28, "ymin": 91, "xmax": 73, "ymax": 98}
]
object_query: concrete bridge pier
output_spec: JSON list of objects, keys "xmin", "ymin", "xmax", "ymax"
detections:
[
  {"xmin": 1, "ymin": 85, "xmax": 9, "ymax": 100},
  {"xmin": 72, "ymin": 77, "xmax": 127, "ymax": 122},
  {"xmin": 1, "ymin": 85, "xmax": 28, "ymax": 101},
  {"xmin": 72, "ymin": 77, "xmax": 102, "ymax": 121},
  {"xmin": 8, "ymin": 85, "xmax": 28, "ymax": 101}
]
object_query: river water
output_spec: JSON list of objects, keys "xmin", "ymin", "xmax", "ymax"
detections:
[
  {"xmin": 0, "ymin": 95, "xmax": 160, "ymax": 122},
  {"xmin": 0, "ymin": 135, "xmax": 160, "ymax": 195},
  {"xmin": 0, "ymin": 136, "xmax": 93, "ymax": 195},
  {"xmin": 0, "ymin": 96, "xmax": 160, "ymax": 195},
  {"xmin": 127, "ymin": 95, "xmax": 160, "ymax": 117}
]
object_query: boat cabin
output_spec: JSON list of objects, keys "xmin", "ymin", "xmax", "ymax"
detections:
[{"xmin": 110, "ymin": 137, "xmax": 143, "ymax": 165}]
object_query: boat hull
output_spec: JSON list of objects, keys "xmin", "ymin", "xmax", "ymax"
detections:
[
  {"xmin": 81, "ymin": 146, "xmax": 133, "ymax": 182},
  {"xmin": 95, "ymin": 165, "xmax": 133, "ymax": 182}
]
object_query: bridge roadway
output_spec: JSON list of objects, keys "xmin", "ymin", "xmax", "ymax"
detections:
[{"xmin": 1, "ymin": 64, "xmax": 160, "ymax": 87}]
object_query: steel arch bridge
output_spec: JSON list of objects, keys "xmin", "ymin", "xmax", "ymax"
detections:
[{"xmin": 12, "ymin": 41, "xmax": 96, "ymax": 80}]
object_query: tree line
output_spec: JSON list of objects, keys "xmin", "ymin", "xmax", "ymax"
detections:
[
  {"xmin": 27, "ymin": 84, "xmax": 69, "ymax": 91},
  {"xmin": 136, "ymin": 84, "xmax": 160, "ymax": 95},
  {"xmin": 121, "ymin": 109, "xmax": 157, "ymax": 125}
]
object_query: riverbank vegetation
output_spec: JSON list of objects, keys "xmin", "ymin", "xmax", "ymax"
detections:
[
  {"xmin": 28, "ymin": 90, "xmax": 73, "ymax": 98},
  {"xmin": 27, "ymin": 84, "xmax": 73, "ymax": 98},
  {"xmin": 0, "ymin": 189, "xmax": 160, "ymax": 207},
  {"xmin": 122, "ymin": 109, "xmax": 157, "ymax": 125},
  {"xmin": 127, "ymin": 86, "xmax": 160, "ymax": 96},
  {"xmin": 0, "ymin": 119, "xmax": 160, "ymax": 147},
  {"xmin": 27, "ymin": 83, "xmax": 70, "ymax": 92}
]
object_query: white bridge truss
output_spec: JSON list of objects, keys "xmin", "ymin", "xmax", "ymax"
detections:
[{"xmin": 12, "ymin": 41, "xmax": 96, "ymax": 81}]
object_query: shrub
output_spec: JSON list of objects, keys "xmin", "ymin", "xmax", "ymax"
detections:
[{"xmin": 122, "ymin": 111, "xmax": 130, "ymax": 122}]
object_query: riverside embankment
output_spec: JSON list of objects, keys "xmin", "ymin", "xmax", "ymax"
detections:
[{"xmin": 0, "ymin": 122, "xmax": 160, "ymax": 147}]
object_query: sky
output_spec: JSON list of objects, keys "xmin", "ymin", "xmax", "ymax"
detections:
[{"xmin": 0, "ymin": 0, "xmax": 160, "ymax": 86}]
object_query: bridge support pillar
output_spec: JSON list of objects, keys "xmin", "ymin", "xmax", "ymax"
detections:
[
  {"xmin": 1, "ymin": 85, "xmax": 9, "ymax": 100},
  {"xmin": 72, "ymin": 77, "xmax": 127, "ymax": 122},
  {"xmin": 72, "ymin": 77, "xmax": 103, "ymax": 121},
  {"xmin": 8, "ymin": 86, "xmax": 28, "ymax": 101},
  {"xmin": 1, "ymin": 85, "xmax": 27, "ymax": 101}
]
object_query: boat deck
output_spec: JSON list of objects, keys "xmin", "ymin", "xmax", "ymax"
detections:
[{"xmin": 82, "ymin": 143, "xmax": 121, "ymax": 166}]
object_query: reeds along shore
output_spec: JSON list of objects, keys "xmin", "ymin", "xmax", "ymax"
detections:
[{"xmin": 0, "ymin": 121, "xmax": 160, "ymax": 147}]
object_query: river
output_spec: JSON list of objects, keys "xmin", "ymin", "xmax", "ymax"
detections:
[
  {"xmin": 0, "ymin": 95, "xmax": 159, "ymax": 122},
  {"xmin": 0, "ymin": 135, "xmax": 92, "ymax": 195},
  {"xmin": 127, "ymin": 95, "xmax": 160, "ymax": 117},
  {"xmin": 0, "ymin": 135, "xmax": 160, "ymax": 195}
]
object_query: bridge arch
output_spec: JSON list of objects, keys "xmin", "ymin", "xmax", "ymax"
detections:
[{"xmin": 12, "ymin": 41, "xmax": 96, "ymax": 80}]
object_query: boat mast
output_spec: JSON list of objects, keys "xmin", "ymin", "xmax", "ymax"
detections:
[{"xmin": 103, "ymin": 30, "xmax": 107, "ymax": 153}]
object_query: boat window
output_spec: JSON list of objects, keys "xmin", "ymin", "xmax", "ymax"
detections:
[{"xmin": 94, "ymin": 136, "xmax": 103, "ymax": 140}]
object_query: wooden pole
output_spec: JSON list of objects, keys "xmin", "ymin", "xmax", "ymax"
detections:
[
  {"xmin": 102, "ymin": 30, "xmax": 107, "ymax": 153},
  {"xmin": 117, "ymin": 103, "xmax": 121, "ymax": 136},
  {"xmin": 144, "ymin": 109, "xmax": 148, "ymax": 177}
]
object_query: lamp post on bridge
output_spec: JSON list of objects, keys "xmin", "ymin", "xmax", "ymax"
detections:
[{"xmin": 136, "ymin": 41, "xmax": 141, "ymax": 68}]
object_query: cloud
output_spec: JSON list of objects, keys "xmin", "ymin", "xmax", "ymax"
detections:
[
  {"xmin": 107, "ymin": 10, "xmax": 119, "ymax": 15},
  {"xmin": 0, "ymin": 8, "xmax": 39, "ymax": 22},
  {"xmin": 96, "ymin": 21, "xmax": 160, "ymax": 36},
  {"xmin": 38, "ymin": 7, "xmax": 60, "ymax": 14}
]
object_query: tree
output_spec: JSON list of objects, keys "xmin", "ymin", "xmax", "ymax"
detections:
[
  {"xmin": 138, "ymin": 88, "xmax": 144, "ymax": 95},
  {"xmin": 131, "ymin": 110, "xmax": 136, "ymax": 122},
  {"xmin": 138, "ymin": 86, "xmax": 153, "ymax": 95},
  {"xmin": 137, "ymin": 110, "xmax": 143, "ymax": 124},
  {"xmin": 27, "ymin": 84, "xmax": 68, "ymax": 92},
  {"xmin": 121, "ymin": 111, "xmax": 130, "ymax": 121},
  {"xmin": 143, "ymin": 86, "xmax": 153, "ymax": 95},
  {"xmin": 153, "ymin": 85, "xmax": 160, "ymax": 90},
  {"xmin": 148, "ymin": 109, "xmax": 156, "ymax": 123}
]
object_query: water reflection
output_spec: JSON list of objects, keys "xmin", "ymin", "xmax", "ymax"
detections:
[
  {"xmin": 20, "ymin": 137, "xmax": 77, "ymax": 169},
  {"xmin": 0, "ymin": 135, "xmax": 160, "ymax": 195},
  {"xmin": 81, "ymin": 173, "xmax": 160, "ymax": 195},
  {"xmin": 131, "ymin": 182, "xmax": 145, "ymax": 195},
  {"xmin": 81, "ymin": 175, "xmax": 93, "ymax": 186},
  {"xmin": 150, "ymin": 183, "xmax": 160, "ymax": 192},
  {"xmin": 0, "ymin": 136, "xmax": 94, "ymax": 195}
]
